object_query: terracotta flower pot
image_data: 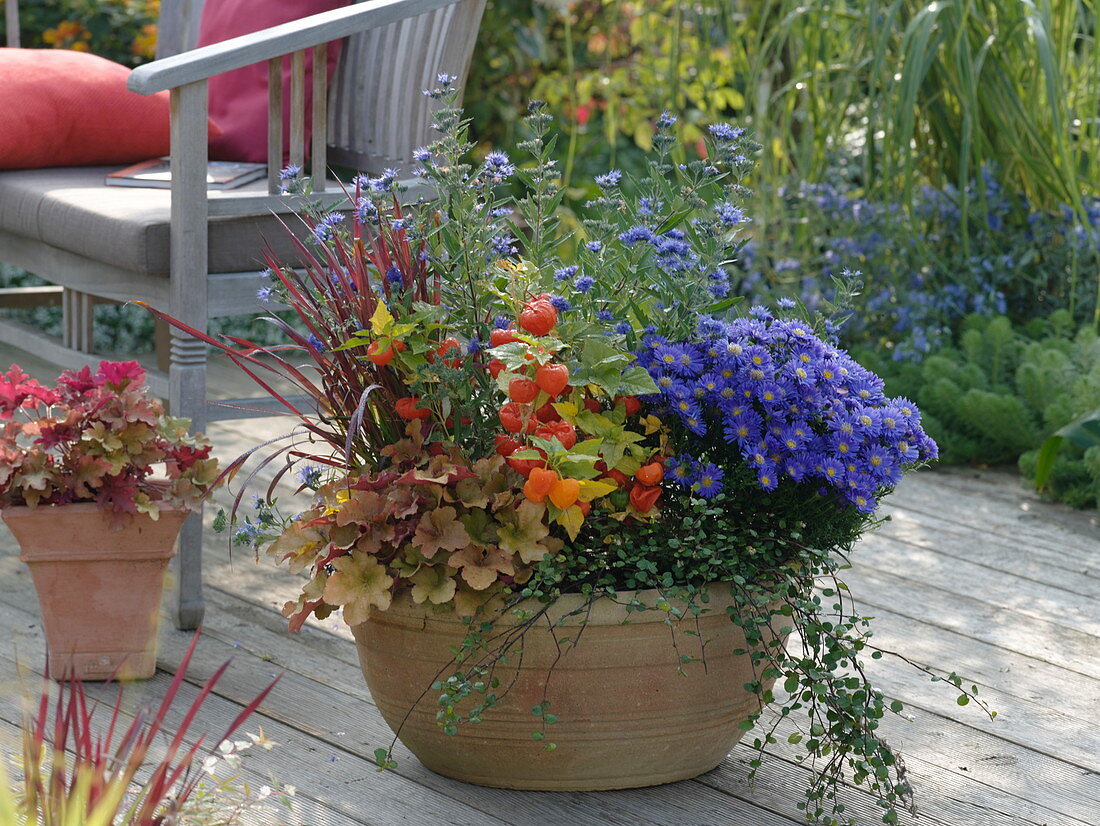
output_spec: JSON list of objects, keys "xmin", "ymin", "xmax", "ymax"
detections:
[
  {"xmin": 2, "ymin": 503, "xmax": 187, "ymax": 681},
  {"xmin": 352, "ymin": 583, "xmax": 782, "ymax": 790}
]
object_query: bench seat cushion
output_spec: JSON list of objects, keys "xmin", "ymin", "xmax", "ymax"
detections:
[{"xmin": 0, "ymin": 167, "xmax": 307, "ymax": 276}]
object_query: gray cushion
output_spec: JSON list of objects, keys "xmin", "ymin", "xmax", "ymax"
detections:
[{"xmin": 0, "ymin": 166, "xmax": 309, "ymax": 276}]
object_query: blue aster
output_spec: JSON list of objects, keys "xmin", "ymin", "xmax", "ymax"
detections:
[
  {"xmin": 756, "ymin": 463, "xmax": 780, "ymax": 491},
  {"xmin": 668, "ymin": 393, "xmax": 698, "ymax": 415},
  {"xmin": 818, "ymin": 457, "xmax": 846, "ymax": 486},
  {"xmin": 784, "ymin": 458, "xmax": 808, "ymax": 481},
  {"xmin": 847, "ymin": 489, "xmax": 878, "ymax": 514},
  {"xmin": 681, "ymin": 413, "xmax": 707, "ymax": 436},
  {"xmin": 667, "ymin": 455, "xmax": 698, "ymax": 486},
  {"xmin": 694, "ymin": 464, "xmax": 724, "ymax": 499}
]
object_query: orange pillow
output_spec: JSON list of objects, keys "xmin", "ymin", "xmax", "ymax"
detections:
[{"xmin": 0, "ymin": 49, "xmax": 221, "ymax": 170}]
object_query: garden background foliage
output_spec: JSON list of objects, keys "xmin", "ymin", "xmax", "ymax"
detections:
[{"xmin": 1, "ymin": 0, "xmax": 1097, "ymax": 506}]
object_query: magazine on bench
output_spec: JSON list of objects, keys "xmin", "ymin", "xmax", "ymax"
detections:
[{"xmin": 105, "ymin": 158, "xmax": 267, "ymax": 190}]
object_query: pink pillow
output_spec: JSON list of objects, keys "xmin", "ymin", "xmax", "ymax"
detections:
[
  {"xmin": 0, "ymin": 49, "xmax": 221, "ymax": 170},
  {"xmin": 197, "ymin": 0, "xmax": 348, "ymax": 163}
]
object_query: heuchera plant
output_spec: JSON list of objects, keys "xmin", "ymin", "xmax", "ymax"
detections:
[
  {"xmin": 148, "ymin": 77, "xmax": 992, "ymax": 825},
  {"xmin": 0, "ymin": 361, "xmax": 220, "ymax": 523}
]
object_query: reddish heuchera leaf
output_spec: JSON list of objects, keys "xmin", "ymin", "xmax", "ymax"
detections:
[
  {"xmin": 0, "ymin": 365, "xmax": 57, "ymax": 418},
  {"xmin": 286, "ymin": 599, "xmax": 324, "ymax": 632},
  {"xmin": 394, "ymin": 465, "xmax": 478, "ymax": 486},
  {"xmin": 168, "ymin": 443, "xmax": 213, "ymax": 472},
  {"xmin": 447, "ymin": 545, "xmax": 515, "ymax": 590},
  {"xmin": 334, "ymin": 489, "xmax": 387, "ymax": 526},
  {"xmin": 97, "ymin": 360, "xmax": 145, "ymax": 390},
  {"xmin": 33, "ymin": 409, "xmax": 81, "ymax": 448},
  {"xmin": 348, "ymin": 471, "xmax": 400, "ymax": 491},
  {"xmin": 95, "ymin": 475, "xmax": 141, "ymax": 525},
  {"xmin": 56, "ymin": 364, "xmax": 100, "ymax": 395}
]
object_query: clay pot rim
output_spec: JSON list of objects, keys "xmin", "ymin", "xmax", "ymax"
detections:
[
  {"xmin": 1, "ymin": 501, "xmax": 190, "ymax": 518},
  {"xmin": 376, "ymin": 580, "xmax": 774, "ymax": 628},
  {"xmin": 4, "ymin": 501, "xmax": 189, "ymax": 562}
]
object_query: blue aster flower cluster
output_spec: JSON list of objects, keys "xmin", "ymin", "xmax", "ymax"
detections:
[{"xmin": 637, "ymin": 309, "xmax": 938, "ymax": 512}]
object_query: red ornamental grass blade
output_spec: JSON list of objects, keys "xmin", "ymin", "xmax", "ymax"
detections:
[
  {"xmin": 229, "ymin": 440, "xmax": 301, "ymax": 521},
  {"xmin": 157, "ymin": 661, "xmax": 283, "ymax": 812},
  {"xmin": 133, "ymin": 303, "xmax": 314, "ymax": 419},
  {"xmin": 21, "ymin": 670, "xmax": 51, "ymax": 816}
]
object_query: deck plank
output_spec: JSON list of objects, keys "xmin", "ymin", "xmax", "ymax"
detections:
[
  {"xmin": 871, "ymin": 507, "xmax": 1100, "ymax": 598},
  {"xmin": 888, "ymin": 470, "xmax": 1099, "ymax": 559},
  {"xmin": 857, "ymin": 534, "xmax": 1100, "ymax": 638},
  {"xmin": 839, "ymin": 563, "xmax": 1100, "ymax": 681}
]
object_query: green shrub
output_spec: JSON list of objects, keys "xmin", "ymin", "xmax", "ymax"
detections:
[{"xmin": 858, "ymin": 311, "xmax": 1100, "ymax": 508}]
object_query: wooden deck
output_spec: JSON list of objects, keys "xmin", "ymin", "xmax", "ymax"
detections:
[{"xmin": 1, "ymin": 348, "xmax": 1098, "ymax": 824}]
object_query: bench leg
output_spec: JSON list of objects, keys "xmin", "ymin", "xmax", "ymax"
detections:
[
  {"xmin": 169, "ymin": 332, "xmax": 208, "ymax": 630},
  {"xmin": 62, "ymin": 289, "xmax": 94, "ymax": 353},
  {"xmin": 167, "ymin": 80, "xmax": 212, "ymax": 631}
]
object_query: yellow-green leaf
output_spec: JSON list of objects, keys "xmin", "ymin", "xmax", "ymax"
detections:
[
  {"xmin": 410, "ymin": 565, "xmax": 458, "ymax": 605},
  {"xmin": 369, "ymin": 300, "xmax": 395, "ymax": 335},
  {"xmin": 552, "ymin": 401, "xmax": 579, "ymax": 420},
  {"xmin": 577, "ymin": 479, "xmax": 616, "ymax": 502},
  {"xmin": 556, "ymin": 505, "xmax": 585, "ymax": 541}
]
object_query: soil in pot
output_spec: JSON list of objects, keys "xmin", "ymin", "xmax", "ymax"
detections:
[{"xmin": 352, "ymin": 583, "xmax": 784, "ymax": 791}]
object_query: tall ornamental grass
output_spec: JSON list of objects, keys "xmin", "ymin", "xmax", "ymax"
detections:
[{"xmin": 719, "ymin": 0, "xmax": 1098, "ymax": 212}]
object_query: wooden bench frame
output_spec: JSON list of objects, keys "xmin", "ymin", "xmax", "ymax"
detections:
[{"xmin": 0, "ymin": 0, "xmax": 484, "ymax": 629}]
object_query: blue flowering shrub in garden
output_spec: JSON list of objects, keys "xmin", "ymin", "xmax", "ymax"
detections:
[{"xmin": 741, "ymin": 174, "xmax": 1100, "ymax": 362}]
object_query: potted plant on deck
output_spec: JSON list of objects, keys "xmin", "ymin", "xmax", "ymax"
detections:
[
  {"xmin": 148, "ymin": 79, "xmax": 990, "ymax": 824},
  {"xmin": 0, "ymin": 360, "xmax": 220, "ymax": 680}
]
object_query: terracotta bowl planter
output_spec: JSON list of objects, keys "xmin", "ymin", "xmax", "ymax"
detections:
[
  {"xmin": 2, "ymin": 503, "xmax": 187, "ymax": 681},
  {"xmin": 352, "ymin": 583, "xmax": 782, "ymax": 790}
]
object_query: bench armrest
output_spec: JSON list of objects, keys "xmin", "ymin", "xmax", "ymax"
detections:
[{"xmin": 128, "ymin": 0, "xmax": 458, "ymax": 94}]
